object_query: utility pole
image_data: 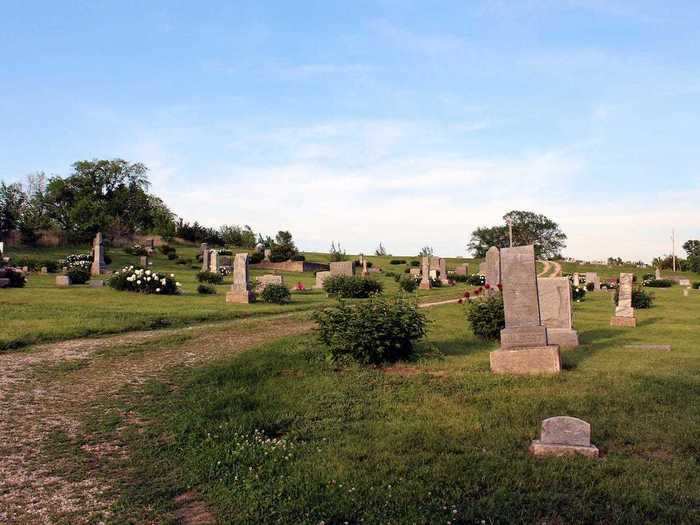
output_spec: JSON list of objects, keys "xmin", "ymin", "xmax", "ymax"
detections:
[
  {"xmin": 672, "ymin": 229, "xmax": 677, "ymax": 272},
  {"xmin": 506, "ymin": 218, "xmax": 513, "ymax": 248}
]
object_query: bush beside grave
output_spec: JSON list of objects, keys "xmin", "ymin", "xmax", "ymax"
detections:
[
  {"xmin": 260, "ymin": 283, "xmax": 291, "ymax": 304},
  {"xmin": 693, "ymin": 282, "xmax": 700, "ymax": 290},
  {"xmin": 249, "ymin": 252, "xmax": 265, "ymax": 264},
  {"xmin": 643, "ymin": 279, "xmax": 673, "ymax": 288},
  {"xmin": 466, "ymin": 294, "xmax": 505, "ymax": 340},
  {"xmin": 67, "ymin": 267, "xmax": 90, "ymax": 284},
  {"xmin": 389, "ymin": 259, "xmax": 406, "ymax": 265},
  {"xmin": 197, "ymin": 284, "xmax": 216, "ymax": 294},
  {"xmin": 62, "ymin": 253, "xmax": 92, "ymax": 271},
  {"xmin": 615, "ymin": 287, "xmax": 654, "ymax": 309},
  {"xmin": 197, "ymin": 271, "xmax": 224, "ymax": 284},
  {"xmin": 323, "ymin": 275, "xmax": 383, "ymax": 298},
  {"xmin": 314, "ymin": 295, "xmax": 427, "ymax": 364},
  {"xmin": 15, "ymin": 258, "xmax": 59, "ymax": 273},
  {"xmin": 0, "ymin": 267, "xmax": 27, "ymax": 287},
  {"xmin": 124, "ymin": 244, "xmax": 148, "ymax": 256},
  {"xmin": 572, "ymin": 285, "xmax": 586, "ymax": 302},
  {"xmin": 399, "ymin": 275, "xmax": 418, "ymax": 293},
  {"xmin": 109, "ymin": 266, "xmax": 180, "ymax": 295},
  {"xmin": 409, "ymin": 260, "xmax": 420, "ymax": 267},
  {"xmin": 291, "ymin": 254, "xmax": 306, "ymax": 262}
]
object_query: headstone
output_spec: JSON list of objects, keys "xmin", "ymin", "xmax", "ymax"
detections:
[
  {"xmin": 679, "ymin": 278, "xmax": 691, "ymax": 287},
  {"xmin": 455, "ymin": 263, "xmax": 469, "ymax": 276},
  {"xmin": 409, "ymin": 268, "xmax": 420, "ymax": 277},
  {"xmin": 91, "ymin": 232, "xmax": 106, "ymax": 276},
  {"xmin": 226, "ymin": 253, "xmax": 254, "ymax": 304},
  {"xmin": 201, "ymin": 247, "xmax": 210, "ymax": 272},
  {"xmin": 40, "ymin": 266, "xmax": 48, "ymax": 274},
  {"xmin": 0, "ymin": 241, "xmax": 4, "ymax": 255},
  {"xmin": 584, "ymin": 272, "xmax": 600, "ymax": 291},
  {"xmin": 139, "ymin": 255, "xmax": 150, "ymax": 267},
  {"xmin": 655, "ymin": 268, "xmax": 661, "ymax": 280},
  {"xmin": 490, "ymin": 245, "xmax": 561, "ymax": 375},
  {"xmin": 209, "ymin": 250, "xmax": 219, "ymax": 273},
  {"xmin": 436, "ymin": 257, "xmax": 449, "ymax": 284},
  {"xmin": 55, "ymin": 275, "xmax": 71, "ymax": 287},
  {"xmin": 611, "ymin": 272, "xmax": 636, "ymax": 327},
  {"xmin": 538, "ymin": 277, "xmax": 579, "ymax": 347},
  {"xmin": 572, "ymin": 273, "xmax": 580, "ymax": 287},
  {"xmin": 529, "ymin": 416, "xmax": 599, "ymax": 458},
  {"xmin": 146, "ymin": 238, "xmax": 155, "ymax": 254},
  {"xmin": 256, "ymin": 274, "xmax": 284, "ymax": 291},
  {"xmin": 683, "ymin": 288, "xmax": 689, "ymax": 297},
  {"xmin": 314, "ymin": 270, "xmax": 331, "ymax": 289},
  {"xmin": 330, "ymin": 261, "xmax": 354, "ymax": 277},
  {"xmin": 484, "ymin": 246, "xmax": 501, "ymax": 287},
  {"xmin": 264, "ymin": 248, "xmax": 272, "ymax": 262},
  {"xmin": 419, "ymin": 256, "xmax": 431, "ymax": 290},
  {"xmin": 360, "ymin": 254, "xmax": 369, "ymax": 276},
  {"xmin": 22, "ymin": 266, "xmax": 29, "ymax": 273},
  {"xmin": 478, "ymin": 261, "xmax": 487, "ymax": 276},
  {"xmin": 199, "ymin": 242, "xmax": 208, "ymax": 256},
  {"xmin": 89, "ymin": 280, "xmax": 105, "ymax": 288}
]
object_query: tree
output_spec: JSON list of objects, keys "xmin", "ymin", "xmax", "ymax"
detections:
[
  {"xmin": 683, "ymin": 240, "xmax": 700, "ymax": 258},
  {"xmin": 220, "ymin": 224, "xmax": 256, "ymax": 247},
  {"xmin": 0, "ymin": 182, "xmax": 27, "ymax": 235},
  {"xmin": 375, "ymin": 242, "xmax": 387, "ymax": 256},
  {"xmin": 468, "ymin": 210, "xmax": 567, "ymax": 258},
  {"xmin": 329, "ymin": 241, "xmax": 347, "ymax": 262},
  {"xmin": 271, "ymin": 230, "xmax": 297, "ymax": 260},
  {"xmin": 418, "ymin": 246, "xmax": 434, "ymax": 257}
]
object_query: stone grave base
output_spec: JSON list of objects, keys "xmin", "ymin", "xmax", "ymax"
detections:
[
  {"xmin": 546, "ymin": 328, "xmax": 579, "ymax": 348},
  {"xmin": 226, "ymin": 290, "xmax": 255, "ymax": 304},
  {"xmin": 55, "ymin": 276, "xmax": 71, "ymax": 287},
  {"xmin": 89, "ymin": 280, "xmax": 105, "ymax": 288},
  {"xmin": 610, "ymin": 316, "xmax": 636, "ymax": 327},
  {"xmin": 500, "ymin": 325, "xmax": 548, "ymax": 350},
  {"xmin": 490, "ymin": 346, "xmax": 561, "ymax": 375},
  {"xmin": 529, "ymin": 440, "xmax": 599, "ymax": 458}
]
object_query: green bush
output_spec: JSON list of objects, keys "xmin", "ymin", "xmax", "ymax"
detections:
[
  {"xmin": 124, "ymin": 244, "xmax": 147, "ymax": 256},
  {"xmin": 572, "ymin": 285, "xmax": 586, "ymax": 302},
  {"xmin": 615, "ymin": 287, "xmax": 654, "ymax": 309},
  {"xmin": 586, "ymin": 282, "xmax": 595, "ymax": 292},
  {"xmin": 15, "ymin": 258, "xmax": 59, "ymax": 272},
  {"xmin": 467, "ymin": 274, "xmax": 485, "ymax": 286},
  {"xmin": 409, "ymin": 260, "xmax": 420, "ymax": 267},
  {"xmin": 197, "ymin": 271, "xmax": 223, "ymax": 284},
  {"xmin": 644, "ymin": 279, "xmax": 673, "ymax": 288},
  {"xmin": 260, "ymin": 283, "xmax": 291, "ymax": 304},
  {"xmin": 291, "ymin": 254, "xmax": 306, "ymax": 262},
  {"xmin": 399, "ymin": 275, "xmax": 418, "ymax": 293},
  {"xmin": 167, "ymin": 252, "xmax": 178, "ymax": 260},
  {"xmin": 323, "ymin": 275, "xmax": 383, "ymax": 298},
  {"xmin": 466, "ymin": 294, "xmax": 505, "ymax": 340},
  {"xmin": 249, "ymin": 252, "xmax": 264, "ymax": 264},
  {"xmin": 158, "ymin": 244, "xmax": 175, "ymax": 255},
  {"xmin": 314, "ymin": 295, "xmax": 428, "ymax": 364},
  {"xmin": 270, "ymin": 254, "xmax": 287, "ymax": 263},
  {"xmin": 197, "ymin": 284, "xmax": 216, "ymax": 294},
  {"xmin": 67, "ymin": 267, "xmax": 90, "ymax": 284},
  {"xmin": 390, "ymin": 259, "xmax": 406, "ymax": 265},
  {"xmin": 693, "ymin": 282, "xmax": 700, "ymax": 290}
]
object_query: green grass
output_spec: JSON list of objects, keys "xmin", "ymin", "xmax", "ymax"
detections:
[{"xmin": 89, "ymin": 287, "xmax": 700, "ymax": 523}]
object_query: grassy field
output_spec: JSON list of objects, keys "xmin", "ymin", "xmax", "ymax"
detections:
[{"xmin": 60, "ymin": 286, "xmax": 700, "ymax": 524}]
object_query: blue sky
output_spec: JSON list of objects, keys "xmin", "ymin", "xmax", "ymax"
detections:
[{"xmin": 1, "ymin": 1, "xmax": 699, "ymax": 261}]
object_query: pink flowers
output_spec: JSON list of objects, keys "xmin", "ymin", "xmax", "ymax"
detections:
[{"xmin": 295, "ymin": 282, "xmax": 305, "ymax": 291}]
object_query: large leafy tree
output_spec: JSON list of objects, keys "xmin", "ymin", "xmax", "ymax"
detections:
[
  {"xmin": 683, "ymin": 240, "xmax": 700, "ymax": 258},
  {"xmin": 468, "ymin": 210, "xmax": 567, "ymax": 258},
  {"xmin": 271, "ymin": 230, "xmax": 298, "ymax": 260}
]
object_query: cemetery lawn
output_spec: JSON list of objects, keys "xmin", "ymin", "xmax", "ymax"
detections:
[{"xmin": 69, "ymin": 286, "xmax": 700, "ymax": 524}]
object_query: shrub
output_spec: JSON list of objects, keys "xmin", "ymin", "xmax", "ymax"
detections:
[
  {"xmin": 108, "ymin": 266, "xmax": 180, "ymax": 294},
  {"xmin": 313, "ymin": 295, "xmax": 428, "ymax": 364},
  {"xmin": 291, "ymin": 254, "xmax": 306, "ymax": 262},
  {"xmin": 197, "ymin": 271, "xmax": 223, "ymax": 284},
  {"xmin": 643, "ymin": 279, "xmax": 673, "ymax": 288},
  {"xmin": 62, "ymin": 253, "xmax": 92, "ymax": 271},
  {"xmin": 0, "ymin": 267, "xmax": 27, "ymax": 287},
  {"xmin": 167, "ymin": 252, "xmax": 178, "ymax": 260},
  {"xmin": 249, "ymin": 252, "xmax": 264, "ymax": 264},
  {"xmin": 390, "ymin": 259, "xmax": 406, "ymax": 265},
  {"xmin": 218, "ymin": 266, "xmax": 231, "ymax": 276},
  {"xmin": 260, "ymin": 283, "xmax": 291, "ymax": 304},
  {"xmin": 586, "ymin": 282, "xmax": 595, "ymax": 292},
  {"xmin": 270, "ymin": 254, "xmax": 287, "ymax": 263},
  {"xmin": 466, "ymin": 274, "xmax": 485, "ymax": 286},
  {"xmin": 572, "ymin": 286, "xmax": 586, "ymax": 302},
  {"xmin": 124, "ymin": 244, "xmax": 147, "ymax": 256},
  {"xmin": 399, "ymin": 275, "xmax": 418, "ymax": 293},
  {"xmin": 451, "ymin": 273, "xmax": 468, "ymax": 283},
  {"xmin": 197, "ymin": 284, "xmax": 216, "ymax": 294},
  {"xmin": 323, "ymin": 275, "xmax": 383, "ymax": 298},
  {"xmin": 409, "ymin": 260, "xmax": 420, "ymax": 267},
  {"xmin": 615, "ymin": 287, "xmax": 654, "ymax": 309},
  {"xmin": 466, "ymin": 294, "xmax": 505, "ymax": 340},
  {"xmin": 692, "ymin": 282, "xmax": 700, "ymax": 290},
  {"xmin": 158, "ymin": 244, "xmax": 175, "ymax": 255},
  {"xmin": 67, "ymin": 267, "xmax": 90, "ymax": 284},
  {"xmin": 15, "ymin": 258, "xmax": 59, "ymax": 272}
]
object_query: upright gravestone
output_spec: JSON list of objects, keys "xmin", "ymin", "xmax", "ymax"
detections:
[
  {"xmin": 314, "ymin": 271, "xmax": 331, "ymax": 289},
  {"xmin": 360, "ymin": 254, "xmax": 369, "ymax": 276},
  {"xmin": 433, "ymin": 257, "xmax": 449, "ymax": 284},
  {"xmin": 455, "ymin": 263, "xmax": 469, "ymax": 276},
  {"xmin": 209, "ymin": 250, "xmax": 219, "ymax": 273},
  {"xmin": 585, "ymin": 272, "xmax": 600, "ymax": 291},
  {"xmin": 201, "ymin": 244, "xmax": 210, "ymax": 272},
  {"xmin": 330, "ymin": 261, "xmax": 354, "ymax": 277},
  {"xmin": 139, "ymin": 255, "xmax": 150, "ymax": 267},
  {"xmin": 572, "ymin": 273, "xmax": 580, "ymax": 287},
  {"xmin": 226, "ymin": 253, "xmax": 254, "ymax": 304},
  {"xmin": 611, "ymin": 272, "xmax": 636, "ymax": 327},
  {"xmin": 538, "ymin": 277, "xmax": 579, "ymax": 347},
  {"xmin": 484, "ymin": 246, "xmax": 501, "ymax": 287},
  {"xmin": 655, "ymin": 268, "xmax": 662, "ymax": 280},
  {"xmin": 490, "ymin": 245, "xmax": 561, "ymax": 375},
  {"xmin": 55, "ymin": 275, "xmax": 71, "ymax": 287},
  {"xmin": 529, "ymin": 416, "xmax": 599, "ymax": 458},
  {"xmin": 264, "ymin": 248, "xmax": 272, "ymax": 262},
  {"xmin": 146, "ymin": 238, "xmax": 155, "ymax": 254},
  {"xmin": 91, "ymin": 232, "xmax": 106, "ymax": 276},
  {"xmin": 256, "ymin": 274, "xmax": 284, "ymax": 291},
  {"xmin": 419, "ymin": 256, "xmax": 432, "ymax": 290}
]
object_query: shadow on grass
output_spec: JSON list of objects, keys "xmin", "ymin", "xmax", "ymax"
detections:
[
  {"xmin": 636, "ymin": 316, "xmax": 661, "ymax": 327},
  {"xmin": 563, "ymin": 327, "xmax": 628, "ymax": 368}
]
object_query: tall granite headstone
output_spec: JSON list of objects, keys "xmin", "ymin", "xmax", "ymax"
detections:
[
  {"xmin": 201, "ymin": 245, "xmax": 210, "ymax": 272},
  {"xmin": 226, "ymin": 253, "xmax": 254, "ymax": 304},
  {"xmin": 264, "ymin": 248, "xmax": 272, "ymax": 262},
  {"xmin": 360, "ymin": 254, "xmax": 369, "ymax": 276},
  {"xmin": 655, "ymin": 268, "xmax": 661, "ymax": 280},
  {"xmin": 209, "ymin": 250, "xmax": 219, "ymax": 273},
  {"xmin": 419, "ymin": 256, "xmax": 431, "ymax": 290},
  {"xmin": 538, "ymin": 277, "xmax": 579, "ymax": 347},
  {"xmin": 484, "ymin": 246, "xmax": 501, "ymax": 287},
  {"xmin": 611, "ymin": 272, "xmax": 636, "ymax": 327},
  {"xmin": 91, "ymin": 232, "xmax": 106, "ymax": 276},
  {"xmin": 572, "ymin": 273, "xmax": 580, "ymax": 287},
  {"xmin": 490, "ymin": 245, "xmax": 561, "ymax": 375}
]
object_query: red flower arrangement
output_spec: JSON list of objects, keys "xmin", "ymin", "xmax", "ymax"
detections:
[
  {"xmin": 497, "ymin": 283, "xmax": 503, "ymax": 291},
  {"xmin": 484, "ymin": 283, "xmax": 491, "ymax": 290},
  {"xmin": 295, "ymin": 281, "xmax": 305, "ymax": 291}
]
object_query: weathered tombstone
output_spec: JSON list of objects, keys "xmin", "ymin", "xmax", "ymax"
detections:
[
  {"xmin": 40, "ymin": 266, "xmax": 48, "ymax": 274},
  {"xmin": 201, "ymin": 247, "xmax": 210, "ymax": 272},
  {"xmin": 584, "ymin": 272, "xmax": 600, "ymax": 291},
  {"xmin": 679, "ymin": 278, "xmax": 691, "ymax": 287},
  {"xmin": 610, "ymin": 272, "xmax": 636, "ymax": 327},
  {"xmin": 655, "ymin": 268, "xmax": 662, "ymax": 280},
  {"xmin": 199, "ymin": 242, "xmax": 208, "ymax": 256},
  {"xmin": 264, "ymin": 248, "xmax": 272, "ymax": 262},
  {"xmin": 490, "ymin": 245, "xmax": 561, "ymax": 375},
  {"xmin": 209, "ymin": 250, "xmax": 219, "ymax": 273},
  {"xmin": 91, "ymin": 232, "xmax": 106, "ymax": 276},
  {"xmin": 437, "ymin": 257, "xmax": 449, "ymax": 284},
  {"xmin": 226, "ymin": 253, "xmax": 254, "ymax": 304},
  {"xmin": 409, "ymin": 267, "xmax": 420, "ymax": 277},
  {"xmin": 455, "ymin": 263, "xmax": 469, "ymax": 276},
  {"xmin": 572, "ymin": 273, "xmax": 580, "ymax": 287},
  {"xmin": 314, "ymin": 270, "xmax": 331, "ymax": 289},
  {"xmin": 55, "ymin": 275, "xmax": 71, "ymax": 287},
  {"xmin": 89, "ymin": 280, "xmax": 105, "ymax": 288},
  {"xmin": 419, "ymin": 256, "xmax": 431, "ymax": 290},
  {"xmin": 330, "ymin": 261, "xmax": 354, "ymax": 277},
  {"xmin": 360, "ymin": 254, "xmax": 369, "ymax": 276},
  {"xmin": 529, "ymin": 416, "xmax": 599, "ymax": 458},
  {"xmin": 256, "ymin": 274, "xmax": 284, "ymax": 291},
  {"xmin": 537, "ymin": 277, "xmax": 579, "ymax": 347},
  {"xmin": 146, "ymin": 238, "xmax": 155, "ymax": 254},
  {"xmin": 484, "ymin": 246, "xmax": 501, "ymax": 287},
  {"xmin": 139, "ymin": 255, "xmax": 150, "ymax": 267}
]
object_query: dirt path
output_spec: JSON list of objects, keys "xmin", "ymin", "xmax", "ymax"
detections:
[
  {"xmin": 537, "ymin": 260, "xmax": 552, "ymax": 277},
  {"xmin": 0, "ymin": 314, "xmax": 314, "ymax": 525},
  {"xmin": 537, "ymin": 260, "xmax": 562, "ymax": 278}
]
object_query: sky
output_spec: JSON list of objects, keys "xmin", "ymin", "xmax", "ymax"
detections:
[{"xmin": 1, "ymin": 1, "xmax": 699, "ymax": 262}]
